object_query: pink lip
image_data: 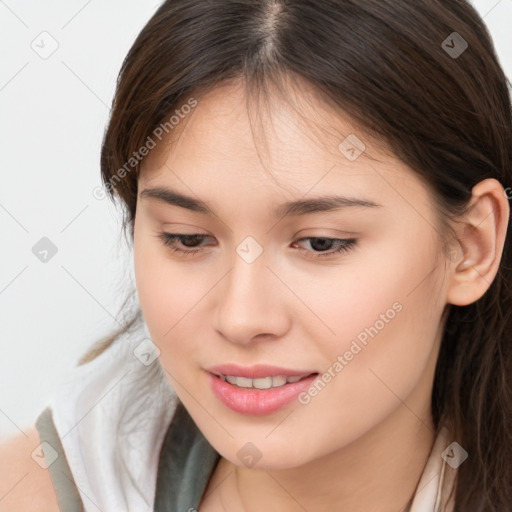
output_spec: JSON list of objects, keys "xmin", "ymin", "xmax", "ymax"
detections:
[
  {"xmin": 206, "ymin": 365, "xmax": 318, "ymax": 416},
  {"xmin": 206, "ymin": 363, "xmax": 315, "ymax": 379}
]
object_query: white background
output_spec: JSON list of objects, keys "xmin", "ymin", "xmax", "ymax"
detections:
[{"xmin": 1, "ymin": 0, "xmax": 511, "ymax": 437}]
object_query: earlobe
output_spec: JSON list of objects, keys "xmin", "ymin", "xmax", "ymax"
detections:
[{"xmin": 446, "ymin": 178, "xmax": 510, "ymax": 307}]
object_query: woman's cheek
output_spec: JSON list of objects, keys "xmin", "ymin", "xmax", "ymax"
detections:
[{"xmin": 308, "ymin": 245, "xmax": 440, "ymax": 393}]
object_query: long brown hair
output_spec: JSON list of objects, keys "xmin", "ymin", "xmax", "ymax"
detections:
[{"xmin": 85, "ymin": 1, "xmax": 512, "ymax": 509}]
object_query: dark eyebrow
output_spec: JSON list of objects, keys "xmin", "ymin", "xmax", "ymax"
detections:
[{"xmin": 139, "ymin": 186, "xmax": 382, "ymax": 218}]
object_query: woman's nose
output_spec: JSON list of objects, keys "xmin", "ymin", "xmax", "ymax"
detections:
[{"xmin": 212, "ymin": 247, "xmax": 291, "ymax": 346}]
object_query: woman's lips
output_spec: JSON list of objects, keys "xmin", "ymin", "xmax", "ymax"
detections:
[
  {"xmin": 206, "ymin": 363, "xmax": 317, "ymax": 379},
  {"xmin": 206, "ymin": 369, "xmax": 318, "ymax": 416}
]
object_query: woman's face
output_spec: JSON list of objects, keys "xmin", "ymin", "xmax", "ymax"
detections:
[{"xmin": 133, "ymin": 80, "xmax": 451, "ymax": 469}]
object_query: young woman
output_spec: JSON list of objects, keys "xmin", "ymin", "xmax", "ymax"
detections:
[{"xmin": 1, "ymin": 1, "xmax": 511, "ymax": 511}]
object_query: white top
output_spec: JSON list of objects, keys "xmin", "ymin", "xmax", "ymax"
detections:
[{"xmin": 41, "ymin": 322, "xmax": 457, "ymax": 512}]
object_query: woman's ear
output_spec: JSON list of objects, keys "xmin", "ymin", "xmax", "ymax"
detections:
[{"xmin": 446, "ymin": 178, "xmax": 510, "ymax": 306}]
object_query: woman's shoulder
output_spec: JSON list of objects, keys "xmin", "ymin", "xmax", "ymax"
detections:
[{"xmin": 0, "ymin": 427, "xmax": 60, "ymax": 512}]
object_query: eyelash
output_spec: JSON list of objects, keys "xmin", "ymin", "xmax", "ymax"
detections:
[{"xmin": 156, "ymin": 232, "xmax": 357, "ymax": 259}]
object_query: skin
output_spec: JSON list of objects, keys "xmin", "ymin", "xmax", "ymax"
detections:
[
  {"xmin": 131, "ymin": 78, "xmax": 509, "ymax": 512},
  {"xmin": 0, "ymin": 428, "xmax": 59, "ymax": 512}
]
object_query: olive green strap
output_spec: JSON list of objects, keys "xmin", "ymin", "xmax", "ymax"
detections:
[
  {"xmin": 154, "ymin": 402, "xmax": 221, "ymax": 512},
  {"xmin": 35, "ymin": 407, "xmax": 85, "ymax": 512},
  {"xmin": 35, "ymin": 403, "xmax": 219, "ymax": 512}
]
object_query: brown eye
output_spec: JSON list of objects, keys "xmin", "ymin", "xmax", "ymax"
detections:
[
  {"xmin": 157, "ymin": 233, "xmax": 213, "ymax": 255},
  {"xmin": 293, "ymin": 237, "xmax": 357, "ymax": 258}
]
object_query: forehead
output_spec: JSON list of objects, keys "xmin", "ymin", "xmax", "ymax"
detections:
[{"xmin": 138, "ymin": 79, "xmax": 428, "ymax": 211}]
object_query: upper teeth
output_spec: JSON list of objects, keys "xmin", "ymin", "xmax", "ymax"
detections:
[{"xmin": 220, "ymin": 375, "xmax": 303, "ymax": 389}]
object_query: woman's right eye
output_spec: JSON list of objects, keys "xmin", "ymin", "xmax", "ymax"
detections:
[{"xmin": 156, "ymin": 233, "xmax": 213, "ymax": 256}]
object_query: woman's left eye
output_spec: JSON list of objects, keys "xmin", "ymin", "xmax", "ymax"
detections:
[
  {"xmin": 156, "ymin": 232, "xmax": 357, "ymax": 259},
  {"xmin": 292, "ymin": 237, "xmax": 357, "ymax": 257}
]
